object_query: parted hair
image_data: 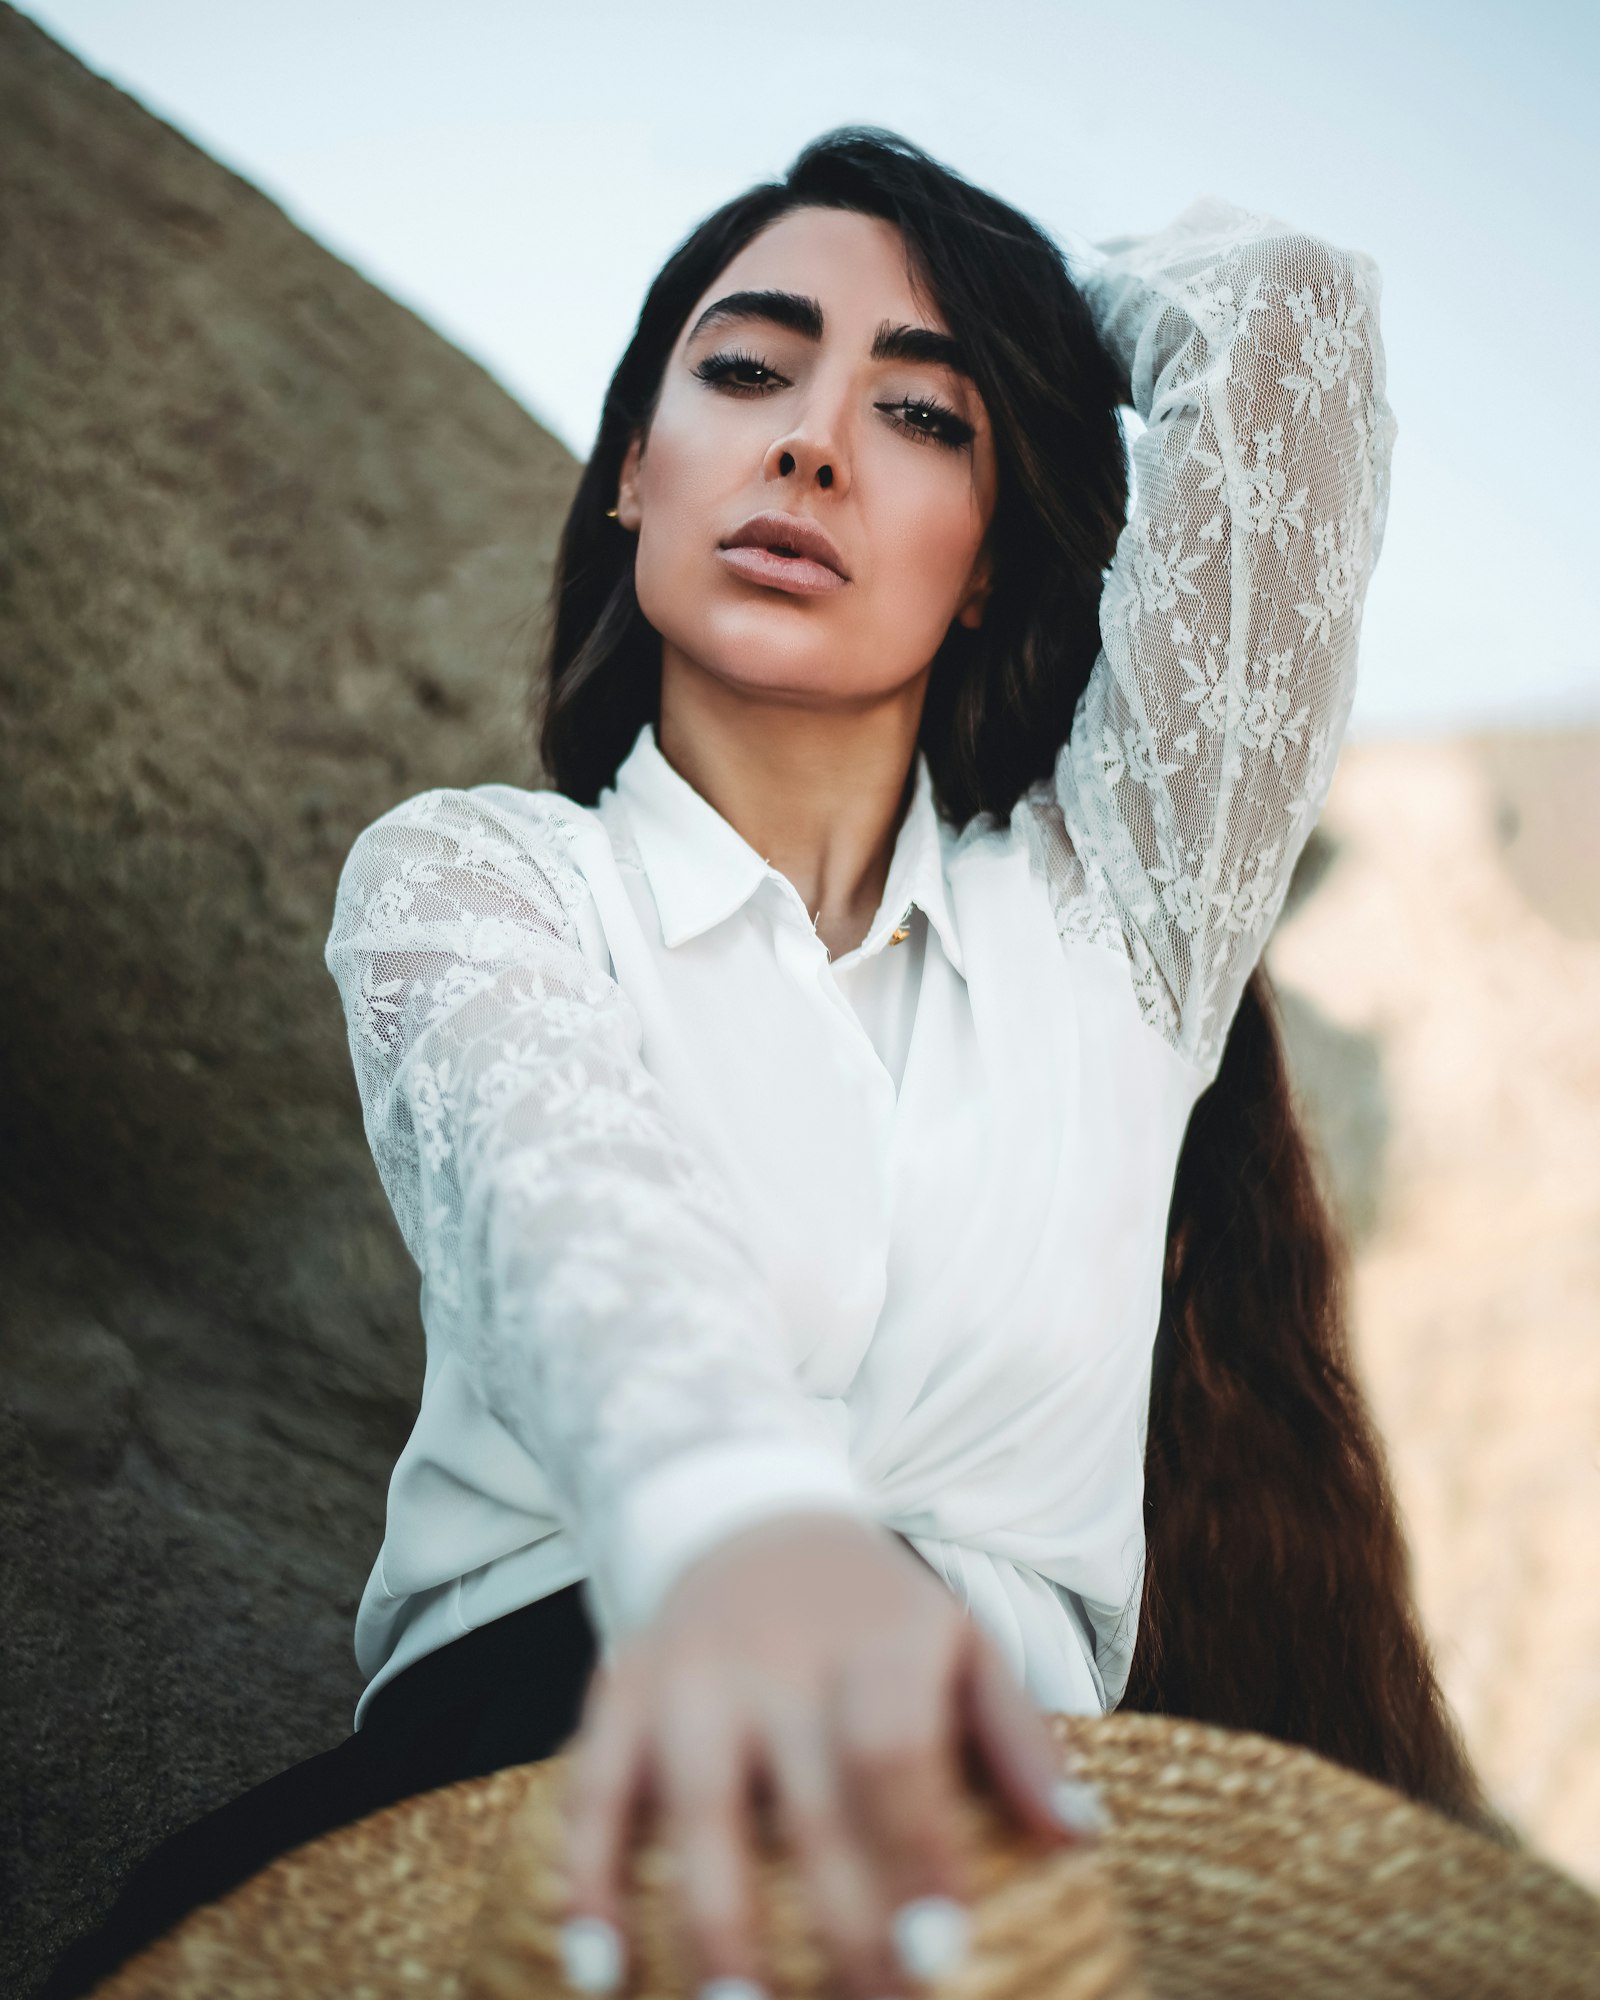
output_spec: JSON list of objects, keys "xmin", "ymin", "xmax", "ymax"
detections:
[{"xmin": 532, "ymin": 125, "xmax": 1491, "ymax": 1832}]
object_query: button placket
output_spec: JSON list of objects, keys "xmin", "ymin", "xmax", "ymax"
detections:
[
  {"xmin": 763, "ymin": 874, "xmax": 917, "ymax": 1096},
  {"xmin": 795, "ymin": 937, "xmax": 900, "ymax": 1102},
  {"xmin": 835, "ymin": 901, "xmax": 917, "ymax": 973}
]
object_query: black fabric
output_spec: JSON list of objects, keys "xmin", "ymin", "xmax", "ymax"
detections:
[{"xmin": 38, "ymin": 1582, "xmax": 600, "ymax": 1999}]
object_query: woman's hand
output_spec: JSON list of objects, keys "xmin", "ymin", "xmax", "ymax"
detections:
[{"xmin": 558, "ymin": 1512, "xmax": 1101, "ymax": 2000}]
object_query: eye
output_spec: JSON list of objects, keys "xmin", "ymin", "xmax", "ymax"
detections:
[
  {"xmin": 692, "ymin": 347, "xmax": 788, "ymax": 394},
  {"xmin": 878, "ymin": 398, "xmax": 976, "ymax": 451}
]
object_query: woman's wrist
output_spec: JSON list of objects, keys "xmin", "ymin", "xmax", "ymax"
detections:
[{"xmin": 589, "ymin": 1437, "xmax": 874, "ymax": 1643}]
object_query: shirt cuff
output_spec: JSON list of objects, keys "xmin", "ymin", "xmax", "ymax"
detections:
[{"xmin": 586, "ymin": 1438, "xmax": 874, "ymax": 1645}]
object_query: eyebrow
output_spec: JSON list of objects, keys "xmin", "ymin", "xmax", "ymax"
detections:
[{"xmin": 685, "ymin": 288, "xmax": 972, "ymax": 380}]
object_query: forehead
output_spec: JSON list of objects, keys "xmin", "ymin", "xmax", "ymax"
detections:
[{"xmin": 688, "ymin": 205, "xmax": 944, "ymax": 336}]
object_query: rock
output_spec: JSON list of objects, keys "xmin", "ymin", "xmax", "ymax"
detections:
[
  {"xmin": 1475, "ymin": 729, "xmax": 1600, "ymax": 941},
  {"xmin": 0, "ymin": 8, "xmax": 580, "ymax": 1990},
  {"xmin": 1268, "ymin": 728, "xmax": 1600, "ymax": 1892},
  {"xmin": 0, "ymin": 1308, "xmax": 141, "ymax": 1486}
]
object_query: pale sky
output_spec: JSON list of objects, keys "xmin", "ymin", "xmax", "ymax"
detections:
[{"xmin": 23, "ymin": 0, "xmax": 1600, "ymax": 735}]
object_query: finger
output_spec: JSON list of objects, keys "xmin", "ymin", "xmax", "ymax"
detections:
[
  {"xmin": 656, "ymin": 1686, "xmax": 766, "ymax": 1998},
  {"xmin": 961, "ymin": 1632, "xmax": 1109, "ymax": 1844},
  {"xmin": 560, "ymin": 1678, "xmax": 650, "ymax": 1993},
  {"xmin": 764, "ymin": 1706, "xmax": 904, "ymax": 2000},
  {"xmin": 833, "ymin": 1655, "xmax": 970, "ymax": 1925}
]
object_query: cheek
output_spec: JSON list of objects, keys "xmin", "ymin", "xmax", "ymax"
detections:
[
  {"xmin": 640, "ymin": 406, "xmax": 722, "ymax": 511},
  {"xmin": 631, "ymin": 421, "xmax": 721, "ymax": 629},
  {"xmin": 870, "ymin": 479, "xmax": 987, "ymax": 631}
]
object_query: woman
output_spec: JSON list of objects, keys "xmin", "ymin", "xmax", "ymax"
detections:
[{"xmin": 47, "ymin": 126, "xmax": 1485, "ymax": 2000}]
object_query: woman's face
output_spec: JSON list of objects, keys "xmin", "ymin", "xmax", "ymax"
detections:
[{"xmin": 616, "ymin": 205, "xmax": 998, "ymax": 711}]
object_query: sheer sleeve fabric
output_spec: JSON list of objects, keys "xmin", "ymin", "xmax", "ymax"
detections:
[
  {"xmin": 324, "ymin": 787, "xmax": 866, "ymax": 1641},
  {"xmin": 1031, "ymin": 198, "xmax": 1397, "ymax": 1077}
]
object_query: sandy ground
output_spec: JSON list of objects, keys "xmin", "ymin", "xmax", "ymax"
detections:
[{"xmin": 1268, "ymin": 730, "xmax": 1600, "ymax": 1887}]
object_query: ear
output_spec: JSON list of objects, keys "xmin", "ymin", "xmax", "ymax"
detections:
[
  {"xmin": 615, "ymin": 431, "xmax": 645, "ymax": 532},
  {"xmin": 954, "ymin": 544, "xmax": 993, "ymax": 631}
]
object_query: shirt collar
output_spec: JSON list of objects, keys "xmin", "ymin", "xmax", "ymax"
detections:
[{"xmin": 606, "ymin": 720, "xmax": 966, "ymax": 979}]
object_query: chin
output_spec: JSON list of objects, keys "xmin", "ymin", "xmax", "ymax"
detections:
[
  {"xmin": 666, "ymin": 611, "xmax": 859, "ymax": 698},
  {"xmin": 703, "ymin": 652, "xmax": 866, "ymax": 705}
]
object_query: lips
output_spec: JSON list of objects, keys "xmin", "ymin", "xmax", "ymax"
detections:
[{"xmin": 720, "ymin": 511, "xmax": 850, "ymax": 581}]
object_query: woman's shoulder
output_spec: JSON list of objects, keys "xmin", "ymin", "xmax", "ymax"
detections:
[
  {"xmin": 369, "ymin": 778, "xmax": 596, "ymax": 840},
  {"xmin": 361, "ymin": 778, "xmax": 619, "ymax": 857},
  {"xmin": 940, "ymin": 782, "xmax": 1051, "ymax": 880},
  {"xmin": 345, "ymin": 779, "xmax": 618, "ymax": 932}
]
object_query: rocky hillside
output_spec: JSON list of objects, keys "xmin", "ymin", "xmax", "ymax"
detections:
[{"xmin": 0, "ymin": 10, "xmax": 579, "ymax": 1992}]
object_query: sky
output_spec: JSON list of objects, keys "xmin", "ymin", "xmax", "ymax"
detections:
[{"xmin": 22, "ymin": 0, "xmax": 1600, "ymax": 736}]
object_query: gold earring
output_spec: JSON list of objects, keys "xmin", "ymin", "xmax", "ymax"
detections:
[{"xmin": 605, "ymin": 506, "xmax": 619, "ymax": 519}]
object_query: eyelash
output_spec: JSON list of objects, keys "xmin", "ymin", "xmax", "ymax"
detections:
[{"xmin": 692, "ymin": 346, "xmax": 976, "ymax": 450}]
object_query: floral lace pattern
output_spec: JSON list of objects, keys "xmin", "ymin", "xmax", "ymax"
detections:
[
  {"xmin": 1025, "ymin": 198, "xmax": 1395, "ymax": 1076},
  {"xmin": 325, "ymin": 788, "xmax": 850, "ymax": 1614}
]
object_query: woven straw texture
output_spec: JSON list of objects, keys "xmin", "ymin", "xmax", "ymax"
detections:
[{"xmin": 94, "ymin": 1714, "xmax": 1600, "ymax": 1999}]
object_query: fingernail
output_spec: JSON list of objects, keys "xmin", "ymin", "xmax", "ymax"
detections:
[
  {"xmin": 559, "ymin": 1915, "xmax": 624, "ymax": 1993},
  {"xmin": 1051, "ymin": 1776, "xmax": 1113, "ymax": 1839},
  {"xmin": 697, "ymin": 1982, "xmax": 769, "ymax": 2000},
  {"xmin": 891, "ymin": 1895, "xmax": 971, "ymax": 1981}
]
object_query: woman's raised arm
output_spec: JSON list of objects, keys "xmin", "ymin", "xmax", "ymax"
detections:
[
  {"xmin": 1045, "ymin": 198, "xmax": 1397, "ymax": 1076},
  {"xmin": 323, "ymin": 785, "xmax": 866, "ymax": 1638}
]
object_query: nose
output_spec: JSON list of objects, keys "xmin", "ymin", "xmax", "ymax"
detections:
[
  {"xmin": 762, "ymin": 408, "xmax": 849, "ymax": 497},
  {"xmin": 770, "ymin": 445, "xmax": 833, "ymax": 488}
]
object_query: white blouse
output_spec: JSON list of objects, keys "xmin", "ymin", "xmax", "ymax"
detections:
[{"xmin": 325, "ymin": 195, "xmax": 1395, "ymax": 1728}]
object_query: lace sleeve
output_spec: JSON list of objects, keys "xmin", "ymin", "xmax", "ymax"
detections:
[
  {"xmin": 324, "ymin": 787, "xmax": 866, "ymax": 1641},
  {"xmin": 1035, "ymin": 197, "xmax": 1397, "ymax": 1076}
]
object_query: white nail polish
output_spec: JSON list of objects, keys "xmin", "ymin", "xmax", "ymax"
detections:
[
  {"xmin": 559, "ymin": 1915, "xmax": 624, "ymax": 1994},
  {"xmin": 697, "ymin": 1982, "xmax": 769, "ymax": 2000},
  {"xmin": 892, "ymin": 1895, "xmax": 971, "ymax": 1981},
  {"xmin": 1051, "ymin": 1776, "xmax": 1113, "ymax": 1838}
]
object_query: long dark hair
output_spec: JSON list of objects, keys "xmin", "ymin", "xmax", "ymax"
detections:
[{"xmin": 533, "ymin": 127, "xmax": 1490, "ymax": 1830}]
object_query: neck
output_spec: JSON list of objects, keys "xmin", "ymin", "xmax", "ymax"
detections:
[{"xmin": 657, "ymin": 649, "xmax": 926, "ymax": 959}]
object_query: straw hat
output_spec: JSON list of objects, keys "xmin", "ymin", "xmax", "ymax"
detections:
[{"xmin": 94, "ymin": 1713, "xmax": 1600, "ymax": 1999}]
